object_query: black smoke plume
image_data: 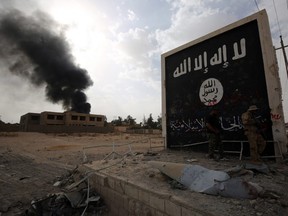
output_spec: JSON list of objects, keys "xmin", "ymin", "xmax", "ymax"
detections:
[{"xmin": 0, "ymin": 9, "xmax": 93, "ymax": 113}]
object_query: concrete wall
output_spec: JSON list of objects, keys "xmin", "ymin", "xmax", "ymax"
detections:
[
  {"xmin": 114, "ymin": 126, "xmax": 162, "ymax": 134},
  {"xmin": 64, "ymin": 111, "xmax": 105, "ymax": 127},
  {"xmin": 20, "ymin": 113, "xmax": 40, "ymax": 131},
  {"xmin": 0, "ymin": 123, "xmax": 20, "ymax": 132},
  {"xmin": 38, "ymin": 111, "xmax": 105, "ymax": 127},
  {"xmin": 88, "ymin": 172, "xmax": 210, "ymax": 216},
  {"xmin": 40, "ymin": 112, "xmax": 65, "ymax": 125},
  {"xmin": 22, "ymin": 124, "xmax": 113, "ymax": 133}
]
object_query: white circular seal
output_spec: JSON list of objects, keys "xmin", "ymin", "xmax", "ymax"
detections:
[{"xmin": 199, "ymin": 78, "xmax": 223, "ymax": 106}]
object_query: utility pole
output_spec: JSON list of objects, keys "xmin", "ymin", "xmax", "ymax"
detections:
[
  {"xmin": 280, "ymin": 35, "xmax": 288, "ymax": 77},
  {"xmin": 275, "ymin": 35, "xmax": 288, "ymax": 78}
]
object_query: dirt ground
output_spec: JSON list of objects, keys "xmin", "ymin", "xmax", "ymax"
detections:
[{"xmin": 1, "ymin": 132, "xmax": 288, "ymax": 216}]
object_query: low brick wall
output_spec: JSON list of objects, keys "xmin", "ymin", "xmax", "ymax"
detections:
[{"xmin": 87, "ymin": 170, "xmax": 211, "ymax": 216}]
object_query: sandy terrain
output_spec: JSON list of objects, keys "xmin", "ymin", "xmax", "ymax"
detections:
[{"xmin": 0, "ymin": 132, "xmax": 288, "ymax": 216}]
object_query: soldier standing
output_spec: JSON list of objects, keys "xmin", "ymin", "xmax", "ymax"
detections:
[
  {"xmin": 241, "ymin": 105, "xmax": 266, "ymax": 162},
  {"xmin": 206, "ymin": 108, "xmax": 224, "ymax": 160}
]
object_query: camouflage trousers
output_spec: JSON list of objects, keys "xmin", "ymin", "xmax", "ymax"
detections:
[
  {"xmin": 245, "ymin": 131, "xmax": 266, "ymax": 161},
  {"xmin": 207, "ymin": 133, "xmax": 223, "ymax": 158}
]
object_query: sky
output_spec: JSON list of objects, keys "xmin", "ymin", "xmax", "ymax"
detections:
[{"xmin": 0, "ymin": 0, "xmax": 287, "ymax": 124}]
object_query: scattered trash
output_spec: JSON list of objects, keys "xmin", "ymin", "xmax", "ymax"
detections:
[
  {"xmin": 148, "ymin": 161, "xmax": 263, "ymax": 199},
  {"xmin": 224, "ymin": 165, "xmax": 254, "ymax": 178},
  {"xmin": 243, "ymin": 162, "xmax": 270, "ymax": 174},
  {"xmin": 25, "ymin": 189, "xmax": 106, "ymax": 216},
  {"xmin": 64, "ymin": 189, "xmax": 101, "ymax": 208},
  {"xmin": 144, "ymin": 151, "xmax": 158, "ymax": 156},
  {"xmin": 24, "ymin": 166, "xmax": 107, "ymax": 216},
  {"xmin": 169, "ymin": 179, "xmax": 187, "ymax": 190},
  {"xmin": 186, "ymin": 159, "xmax": 198, "ymax": 163},
  {"xmin": 52, "ymin": 165, "xmax": 80, "ymax": 188},
  {"xmin": 53, "ymin": 181, "xmax": 62, "ymax": 187},
  {"xmin": 19, "ymin": 176, "xmax": 30, "ymax": 181}
]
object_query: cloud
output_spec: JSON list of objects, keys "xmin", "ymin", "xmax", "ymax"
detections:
[
  {"xmin": 127, "ymin": 9, "xmax": 138, "ymax": 21},
  {"xmin": 113, "ymin": 28, "xmax": 158, "ymax": 82},
  {"xmin": 155, "ymin": 0, "xmax": 261, "ymax": 53}
]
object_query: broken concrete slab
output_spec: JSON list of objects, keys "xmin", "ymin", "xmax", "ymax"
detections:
[
  {"xmin": 205, "ymin": 177, "xmax": 262, "ymax": 199},
  {"xmin": 148, "ymin": 161, "xmax": 229, "ymax": 192},
  {"xmin": 148, "ymin": 161, "xmax": 263, "ymax": 199}
]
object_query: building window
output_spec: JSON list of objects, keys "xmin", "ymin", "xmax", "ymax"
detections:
[
  {"xmin": 31, "ymin": 115, "xmax": 40, "ymax": 121},
  {"xmin": 80, "ymin": 116, "xmax": 86, "ymax": 121},
  {"xmin": 47, "ymin": 115, "xmax": 54, "ymax": 120},
  {"xmin": 89, "ymin": 117, "xmax": 95, "ymax": 121},
  {"xmin": 71, "ymin": 115, "xmax": 78, "ymax": 120},
  {"xmin": 96, "ymin": 117, "xmax": 102, "ymax": 122},
  {"xmin": 56, "ymin": 115, "xmax": 63, "ymax": 120}
]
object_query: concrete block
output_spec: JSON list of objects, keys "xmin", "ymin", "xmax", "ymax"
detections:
[
  {"xmin": 112, "ymin": 190, "xmax": 124, "ymax": 209},
  {"xmin": 139, "ymin": 188, "xmax": 150, "ymax": 205},
  {"xmin": 128, "ymin": 200, "xmax": 154, "ymax": 216},
  {"xmin": 128, "ymin": 199, "xmax": 137, "ymax": 214},
  {"xmin": 134, "ymin": 201, "xmax": 143, "ymax": 215},
  {"xmin": 181, "ymin": 206, "xmax": 205, "ymax": 216},
  {"xmin": 125, "ymin": 183, "xmax": 139, "ymax": 200},
  {"xmin": 109, "ymin": 206, "xmax": 120, "ymax": 216},
  {"xmin": 155, "ymin": 211, "xmax": 165, "ymax": 216},
  {"xmin": 149, "ymin": 193, "xmax": 165, "ymax": 212},
  {"xmin": 142, "ymin": 205, "xmax": 156, "ymax": 216},
  {"xmin": 100, "ymin": 187, "xmax": 114, "ymax": 204},
  {"xmin": 165, "ymin": 199, "xmax": 181, "ymax": 216},
  {"xmin": 114, "ymin": 178, "xmax": 125, "ymax": 194},
  {"xmin": 118, "ymin": 208, "xmax": 129, "ymax": 216},
  {"xmin": 122, "ymin": 194, "xmax": 130, "ymax": 210},
  {"xmin": 107, "ymin": 176, "xmax": 115, "ymax": 189},
  {"xmin": 93, "ymin": 172, "xmax": 108, "ymax": 186}
]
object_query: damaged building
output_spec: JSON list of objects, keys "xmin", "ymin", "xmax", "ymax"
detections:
[{"xmin": 20, "ymin": 111, "xmax": 110, "ymax": 133}]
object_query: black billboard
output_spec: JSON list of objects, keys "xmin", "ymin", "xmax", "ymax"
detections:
[{"xmin": 163, "ymin": 19, "xmax": 273, "ymax": 153}]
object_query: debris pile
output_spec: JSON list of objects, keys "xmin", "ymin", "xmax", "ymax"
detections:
[{"xmin": 24, "ymin": 167, "xmax": 107, "ymax": 216}]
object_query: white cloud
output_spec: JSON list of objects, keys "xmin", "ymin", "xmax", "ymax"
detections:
[
  {"xmin": 155, "ymin": 0, "xmax": 260, "ymax": 53},
  {"xmin": 127, "ymin": 9, "xmax": 138, "ymax": 21},
  {"xmin": 113, "ymin": 28, "xmax": 157, "ymax": 81}
]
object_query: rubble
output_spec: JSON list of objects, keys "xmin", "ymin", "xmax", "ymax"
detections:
[
  {"xmin": 25, "ymin": 189, "xmax": 105, "ymax": 216},
  {"xmin": 25, "ymin": 167, "xmax": 107, "ymax": 216},
  {"xmin": 148, "ymin": 161, "xmax": 263, "ymax": 199}
]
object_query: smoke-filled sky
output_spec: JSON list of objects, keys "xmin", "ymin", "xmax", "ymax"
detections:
[
  {"xmin": 0, "ymin": 0, "xmax": 287, "ymax": 123},
  {"xmin": 0, "ymin": 9, "xmax": 93, "ymax": 114}
]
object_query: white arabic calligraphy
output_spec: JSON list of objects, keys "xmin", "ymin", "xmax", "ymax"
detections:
[
  {"xmin": 199, "ymin": 78, "xmax": 223, "ymax": 106},
  {"xmin": 170, "ymin": 115, "xmax": 243, "ymax": 132},
  {"xmin": 220, "ymin": 116, "xmax": 243, "ymax": 130},
  {"xmin": 232, "ymin": 38, "xmax": 246, "ymax": 60},
  {"xmin": 173, "ymin": 38, "xmax": 246, "ymax": 78}
]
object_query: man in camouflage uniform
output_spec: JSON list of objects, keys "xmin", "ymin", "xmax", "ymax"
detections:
[
  {"xmin": 241, "ymin": 105, "xmax": 266, "ymax": 162},
  {"xmin": 206, "ymin": 108, "xmax": 224, "ymax": 159}
]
